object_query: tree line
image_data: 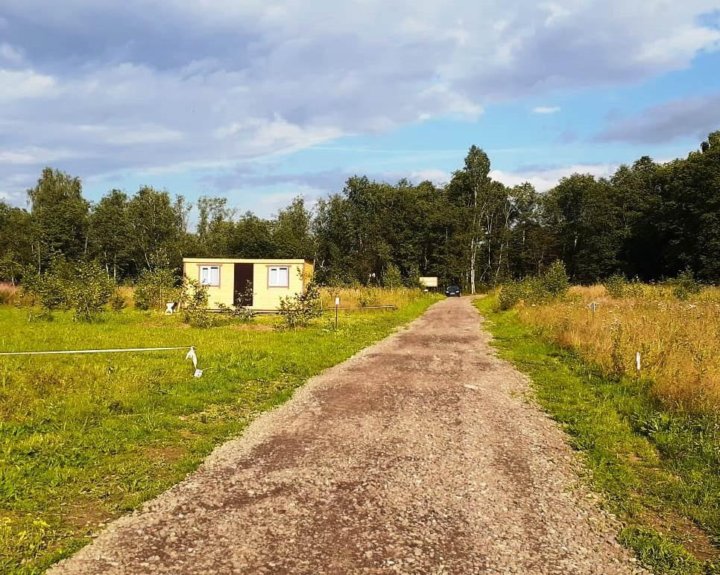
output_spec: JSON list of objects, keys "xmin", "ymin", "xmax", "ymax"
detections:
[{"xmin": 1, "ymin": 131, "xmax": 719, "ymax": 291}]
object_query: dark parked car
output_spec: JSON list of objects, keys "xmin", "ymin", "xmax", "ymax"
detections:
[{"xmin": 445, "ymin": 285, "xmax": 461, "ymax": 297}]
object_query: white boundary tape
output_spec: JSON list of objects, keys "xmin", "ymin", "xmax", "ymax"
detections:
[
  {"xmin": 0, "ymin": 345, "xmax": 202, "ymax": 376},
  {"xmin": 0, "ymin": 346, "xmax": 192, "ymax": 357}
]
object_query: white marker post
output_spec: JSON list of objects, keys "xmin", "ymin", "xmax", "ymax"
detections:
[
  {"xmin": 335, "ymin": 296, "xmax": 340, "ymax": 330},
  {"xmin": 636, "ymin": 352, "xmax": 641, "ymax": 374},
  {"xmin": 186, "ymin": 346, "xmax": 203, "ymax": 377}
]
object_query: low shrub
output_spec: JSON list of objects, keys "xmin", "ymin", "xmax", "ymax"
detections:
[
  {"xmin": 498, "ymin": 281, "xmax": 523, "ymax": 311},
  {"xmin": 671, "ymin": 268, "xmax": 701, "ymax": 301},
  {"xmin": 382, "ymin": 264, "xmax": 404, "ymax": 289},
  {"xmin": 214, "ymin": 283, "xmax": 256, "ymax": 323},
  {"xmin": 21, "ymin": 266, "xmax": 68, "ymax": 311},
  {"xmin": 181, "ymin": 278, "xmax": 216, "ymax": 328},
  {"xmin": 541, "ymin": 260, "xmax": 569, "ymax": 298},
  {"xmin": 66, "ymin": 261, "xmax": 114, "ymax": 321},
  {"xmin": 22, "ymin": 260, "xmax": 114, "ymax": 321},
  {"xmin": 498, "ymin": 263, "xmax": 569, "ymax": 311},
  {"xmin": 278, "ymin": 282, "xmax": 322, "ymax": 329},
  {"xmin": 109, "ymin": 290, "xmax": 127, "ymax": 312},
  {"xmin": 405, "ymin": 264, "xmax": 423, "ymax": 289},
  {"xmin": 134, "ymin": 268, "xmax": 180, "ymax": 310},
  {"xmin": 604, "ymin": 274, "xmax": 627, "ymax": 299}
]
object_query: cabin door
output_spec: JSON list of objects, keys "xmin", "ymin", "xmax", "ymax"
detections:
[{"xmin": 233, "ymin": 263, "xmax": 253, "ymax": 307}]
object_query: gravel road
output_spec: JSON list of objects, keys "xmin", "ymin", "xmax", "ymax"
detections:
[{"xmin": 51, "ymin": 297, "xmax": 647, "ymax": 575}]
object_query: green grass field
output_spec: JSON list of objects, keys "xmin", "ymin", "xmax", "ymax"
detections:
[
  {"xmin": 0, "ymin": 293, "xmax": 438, "ymax": 574},
  {"xmin": 476, "ymin": 295, "xmax": 720, "ymax": 575}
]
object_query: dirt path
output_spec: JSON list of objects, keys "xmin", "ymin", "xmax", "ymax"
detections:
[{"xmin": 51, "ymin": 298, "xmax": 646, "ymax": 575}]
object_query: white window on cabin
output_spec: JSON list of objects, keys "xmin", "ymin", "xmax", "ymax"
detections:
[
  {"xmin": 268, "ymin": 266, "xmax": 289, "ymax": 287},
  {"xmin": 200, "ymin": 265, "xmax": 220, "ymax": 286}
]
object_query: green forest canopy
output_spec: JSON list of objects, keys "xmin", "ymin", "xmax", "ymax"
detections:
[{"xmin": 1, "ymin": 131, "xmax": 719, "ymax": 290}]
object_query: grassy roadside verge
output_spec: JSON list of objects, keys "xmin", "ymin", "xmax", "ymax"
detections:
[
  {"xmin": 1, "ymin": 294, "xmax": 439, "ymax": 574},
  {"xmin": 475, "ymin": 295, "xmax": 720, "ymax": 575}
]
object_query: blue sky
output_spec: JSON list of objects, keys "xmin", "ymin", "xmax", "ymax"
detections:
[{"xmin": 1, "ymin": 1, "xmax": 719, "ymax": 217}]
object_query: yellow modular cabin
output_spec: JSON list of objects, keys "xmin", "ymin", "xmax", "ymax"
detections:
[{"xmin": 182, "ymin": 258, "xmax": 314, "ymax": 310}]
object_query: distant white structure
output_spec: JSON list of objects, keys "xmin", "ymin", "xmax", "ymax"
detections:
[{"xmin": 419, "ymin": 277, "xmax": 438, "ymax": 288}]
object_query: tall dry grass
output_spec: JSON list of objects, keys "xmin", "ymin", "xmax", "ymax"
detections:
[
  {"xmin": 115, "ymin": 285, "xmax": 135, "ymax": 308},
  {"xmin": 519, "ymin": 284, "xmax": 720, "ymax": 412},
  {"xmin": 0, "ymin": 282, "xmax": 18, "ymax": 305},
  {"xmin": 319, "ymin": 287, "xmax": 430, "ymax": 310},
  {"xmin": 2, "ymin": 283, "xmax": 426, "ymax": 313}
]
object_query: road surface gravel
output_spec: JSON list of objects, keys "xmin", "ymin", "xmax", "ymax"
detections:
[{"xmin": 51, "ymin": 297, "xmax": 647, "ymax": 575}]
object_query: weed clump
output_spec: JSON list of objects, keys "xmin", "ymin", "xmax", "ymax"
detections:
[
  {"xmin": 618, "ymin": 527, "xmax": 702, "ymax": 575},
  {"xmin": 358, "ymin": 288, "xmax": 379, "ymax": 308}
]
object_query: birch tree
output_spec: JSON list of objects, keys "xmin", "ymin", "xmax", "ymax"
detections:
[{"xmin": 448, "ymin": 146, "xmax": 492, "ymax": 293}]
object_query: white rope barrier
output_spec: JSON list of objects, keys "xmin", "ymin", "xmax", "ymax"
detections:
[
  {"xmin": 0, "ymin": 345, "xmax": 203, "ymax": 376},
  {"xmin": 0, "ymin": 346, "xmax": 191, "ymax": 357}
]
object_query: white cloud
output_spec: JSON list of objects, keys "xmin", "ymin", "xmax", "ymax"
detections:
[
  {"xmin": 637, "ymin": 25, "xmax": 720, "ymax": 67},
  {"xmin": 256, "ymin": 188, "xmax": 319, "ymax": 213},
  {"xmin": 0, "ymin": 172, "xmax": 35, "ymax": 206},
  {"xmin": 214, "ymin": 116, "xmax": 342, "ymax": 155},
  {"xmin": 0, "ymin": 151, "xmax": 41, "ymax": 165},
  {"xmin": 0, "ymin": 69, "xmax": 55, "ymax": 101},
  {"xmin": 491, "ymin": 163, "xmax": 619, "ymax": 192},
  {"xmin": 540, "ymin": 2, "xmax": 572, "ymax": 26},
  {"xmin": 533, "ymin": 106, "xmax": 561, "ymax": 114},
  {"xmin": 409, "ymin": 169, "xmax": 452, "ymax": 185},
  {"xmin": 0, "ymin": 146, "xmax": 81, "ymax": 165}
]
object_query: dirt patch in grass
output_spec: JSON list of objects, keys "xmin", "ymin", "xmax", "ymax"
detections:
[
  {"xmin": 230, "ymin": 323, "xmax": 273, "ymax": 332},
  {"xmin": 643, "ymin": 510, "xmax": 720, "ymax": 562},
  {"xmin": 63, "ymin": 502, "xmax": 111, "ymax": 532},
  {"xmin": 144, "ymin": 445, "xmax": 187, "ymax": 464}
]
